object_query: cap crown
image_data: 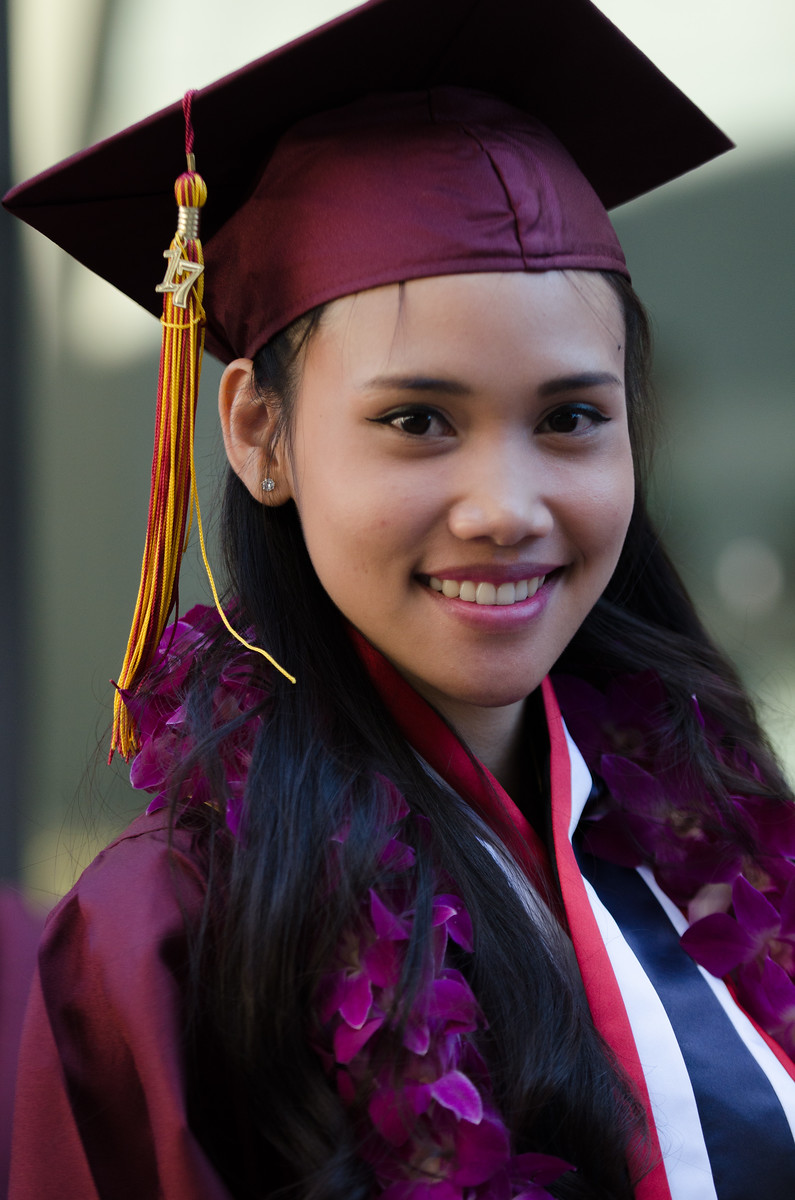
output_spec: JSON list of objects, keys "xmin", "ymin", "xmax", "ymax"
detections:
[{"xmin": 210, "ymin": 88, "xmax": 628, "ymax": 360}]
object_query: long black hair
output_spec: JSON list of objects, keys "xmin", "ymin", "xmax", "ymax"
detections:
[{"xmin": 162, "ymin": 272, "xmax": 792, "ymax": 1199}]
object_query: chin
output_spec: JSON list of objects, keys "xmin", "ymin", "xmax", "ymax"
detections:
[{"xmin": 426, "ymin": 674, "xmax": 543, "ymax": 712}]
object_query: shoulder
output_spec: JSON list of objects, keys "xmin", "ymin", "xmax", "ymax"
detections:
[
  {"xmin": 12, "ymin": 809, "xmax": 235, "ymax": 1200},
  {"xmin": 38, "ymin": 809, "xmax": 218, "ymax": 1001},
  {"xmin": 69, "ymin": 808, "xmax": 212, "ymax": 895}
]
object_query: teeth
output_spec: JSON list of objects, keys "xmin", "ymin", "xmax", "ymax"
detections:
[{"xmin": 427, "ymin": 575, "xmax": 546, "ymax": 605}]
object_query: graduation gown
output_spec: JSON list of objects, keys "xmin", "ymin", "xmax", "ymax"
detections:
[
  {"xmin": 9, "ymin": 651, "xmax": 795, "ymax": 1199},
  {"xmin": 0, "ymin": 892, "xmax": 43, "ymax": 1194}
]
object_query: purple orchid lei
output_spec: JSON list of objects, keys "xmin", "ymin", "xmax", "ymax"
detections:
[
  {"xmin": 555, "ymin": 670, "xmax": 795, "ymax": 1061},
  {"xmin": 127, "ymin": 607, "xmax": 575, "ymax": 1197},
  {"xmin": 124, "ymin": 605, "xmax": 269, "ymax": 838},
  {"xmin": 315, "ymin": 783, "xmax": 574, "ymax": 1198}
]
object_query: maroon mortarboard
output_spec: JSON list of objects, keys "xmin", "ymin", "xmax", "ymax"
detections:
[
  {"xmin": 4, "ymin": 0, "xmax": 731, "ymax": 362},
  {"xmin": 2, "ymin": 0, "xmax": 732, "ymax": 757}
]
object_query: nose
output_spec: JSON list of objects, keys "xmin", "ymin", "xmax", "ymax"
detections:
[{"xmin": 447, "ymin": 443, "xmax": 554, "ymax": 546}]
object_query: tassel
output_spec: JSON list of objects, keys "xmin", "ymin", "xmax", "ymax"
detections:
[
  {"xmin": 109, "ymin": 93, "xmax": 207, "ymax": 761},
  {"xmin": 110, "ymin": 92, "xmax": 295, "ymax": 763}
]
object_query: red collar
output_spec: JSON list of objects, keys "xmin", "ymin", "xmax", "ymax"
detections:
[{"xmin": 351, "ymin": 628, "xmax": 559, "ymax": 910}]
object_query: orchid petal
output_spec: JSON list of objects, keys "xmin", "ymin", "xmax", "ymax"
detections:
[
  {"xmin": 368, "ymin": 1089, "xmax": 416, "ymax": 1146},
  {"xmin": 165, "ymin": 702, "xmax": 189, "ymax": 728},
  {"xmin": 446, "ymin": 909, "xmax": 474, "ymax": 952},
  {"xmin": 224, "ymin": 799, "xmax": 241, "ymax": 838},
  {"xmin": 600, "ymin": 755, "xmax": 668, "ymax": 812},
  {"xmin": 509, "ymin": 1152, "xmax": 576, "ymax": 1186},
  {"xmin": 477, "ymin": 1167, "xmax": 512, "ymax": 1200},
  {"xmin": 375, "ymin": 774, "xmax": 410, "ymax": 824},
  {"xmin": 736, "ymin": 958, "xmax": 795, "ymax": 1053},
  {"xmin": 758, "ymin": 957, "xmax": 795, "ymax": 1016},
  {"xmin": 687, "ymin": 882, "xmax": 733, "ymax": 924},
  {"xmin": 339, "ymin": 972, "xmax": 373, "ymax": 1030},
  {"xmin": 129, "ymin": 738, "xmax": 172, "ymax": 791},
  {"xmin": 681, "ymin": 913, "xmax": 757, "ymax": 975},
  {"xmin": 779, "ymin": 878, "xmax": 795, "ymax": 939},
  {"xmin": 432, "ymin": 901, "xmax": 459, "ymax": 926},
  {"xmin": 370, "ymin": 890, "xmax": 410, "ymax": 940},
  {"xmin": 403, "ymin": 1020, "xmax": 431, "ymax": 1056},
  {"xmin": 380, "ymin": 837, "xmax": 416, "ymax": 872},
  {"xmin": 333, "ymin": 1016, "xmax": 383, "ymax": 1064},
  {"xmin": 433, "ymin": 895, "xmax": 474, "ymax": 951},
  {"xmin": 427, "ymin": 977, "xmax": 481, "ymax": 1031},
  {"xmin": 452, "ymin": 1111, "xmax": 511, "ymax": 1185},
  {"xmin": 330, "ymin": 821, "xmax": 350, "ymax": 844},
  {"xmin": 732, "ymin": 874, "xmax": 781, "ymax": 935},
  {"xmin": 736, "ymin": 796, "xmax": 795, "ymax": 857},
  {"xmin": 429, "ymin": 1070, "xmax": 483, "ymax": 1124},
  {"xmin": 756, "ymin": 855, "xmax": 795, "ymax": 897},
  {"xmin": 364, "ymin": 936, "xmax": 403, "ymax": 989}
]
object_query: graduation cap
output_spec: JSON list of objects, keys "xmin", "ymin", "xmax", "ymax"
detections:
[{"xmin": 2, "ymin": 0, "xmax": 732, "ymax": 758}]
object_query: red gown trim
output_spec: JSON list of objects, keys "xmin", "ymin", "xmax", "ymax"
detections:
[{"xmin": 541, "ymin": 677, "xmax": 672, "ymax": 1200}]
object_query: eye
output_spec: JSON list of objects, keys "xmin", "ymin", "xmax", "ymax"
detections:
[
  {"xmin": 369, "ymin": 406, "xmax": 452, "ymax": 437},
  {"xmin": 537, "ymin": 404, "xmax": 609, "ymax": 436}
]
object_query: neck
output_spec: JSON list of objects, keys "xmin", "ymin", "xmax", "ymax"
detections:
[
  {"xmin": 347, "ymin": 627, "xmax": 539, "ymax": 803},
  {"xmin": 429, "ymin": 695, "xmax": 529, "ymax": 799}
]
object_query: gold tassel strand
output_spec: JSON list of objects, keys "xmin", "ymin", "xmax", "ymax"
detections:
[
  {"xmin": 110, "ymin": 92, "xmax": 295, "ymax": 763},
  {"xmin": 110, "ymin": 128, "xmax": 207, "ymax": 761}
]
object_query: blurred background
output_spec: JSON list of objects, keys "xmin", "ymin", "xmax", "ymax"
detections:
[{"xmin": 1, "ymin": 0, "xmax": 793, "ymax": 905}]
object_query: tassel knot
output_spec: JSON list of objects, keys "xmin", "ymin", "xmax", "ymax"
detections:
[
  {"xmin": 175, "ymin": 171, "xmax": 207, "ymax": 242},
  {"xmin": 174, "ymin": 170, "xmax": 207, "ymax": 209}
]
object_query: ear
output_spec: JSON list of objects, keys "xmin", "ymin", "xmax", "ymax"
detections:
[{"xmin": 218, "ymin": 358, "xmax": 291, "ymax": 504}]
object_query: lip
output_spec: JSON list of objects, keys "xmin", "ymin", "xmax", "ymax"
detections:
[
  {"xmin": 418, "ymin": 563, "xmax": 563, "ymax": 585},
  {"xmin": 418, "ymin": 569, "xmax": 560, "ymax": 631}
]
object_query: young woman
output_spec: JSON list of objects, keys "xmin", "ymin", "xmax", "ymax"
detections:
[{"xmin": 5, "ymin": 1, "xmax": 795, "ymax": 1198}]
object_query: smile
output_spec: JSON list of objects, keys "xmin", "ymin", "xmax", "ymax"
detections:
[{"xmin": 426, "ymin": 575, "xmax": 546, "ymax": 605}]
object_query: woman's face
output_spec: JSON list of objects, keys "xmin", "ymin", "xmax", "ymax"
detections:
[{"xmin": 281, "ymin": 271, "xmax": 635, "ymax": 727}]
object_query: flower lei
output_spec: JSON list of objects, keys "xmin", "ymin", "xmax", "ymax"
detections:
[
  {"xmin": 555, "ymin": 670, "xmax": 795, "ymax": 1060},
  {"xmin": 124, "ymin": 604, "xmax": 269, "ymax": 837},
  {"xmin": 127, "ymin": 606, "xmax": 574, "ymax": 1197}
]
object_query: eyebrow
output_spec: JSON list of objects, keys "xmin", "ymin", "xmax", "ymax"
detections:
[
  {"xmin": 360, "ymin": 374, "xmax": 472, "ymax": 395},
  {"xmin": 538, "ymin": 371, "xmax": 623, "ymax": 397},
  {"xmin": 360, "ymin": 370, "xmax": 622, "ymax": 396}
]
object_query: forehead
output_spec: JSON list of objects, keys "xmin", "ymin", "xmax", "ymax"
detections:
[{"xmin": 309, "ymin": 271, "xmax": 626, "ymax": 383}]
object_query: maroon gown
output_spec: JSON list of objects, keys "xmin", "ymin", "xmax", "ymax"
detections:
[
  {"xmin": 8, "ymin": 814, "xmax": 234, "ymax": 1200},
  {"xmin": 0, "ymin": 891, "xmax": 43, "ymax": 1197},
  {"xmin": 9, "ymin": 643, "xmax": 795, "ymax": 1198}
]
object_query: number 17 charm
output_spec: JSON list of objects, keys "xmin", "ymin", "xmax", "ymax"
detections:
[{"xmin": 156, "ymin": 246, "xmax": 204, "ymax": 309}]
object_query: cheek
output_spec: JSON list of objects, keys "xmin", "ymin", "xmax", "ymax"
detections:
[
  {"xmin": 606, "ymin": 463, "xmax": 636, "ymax": 562},
  {"xmin": 291, "ymin": 428, "xmax": 434, "ymax": 565},
  {"xmin": 574, "ymin": 447, "xmax": 636, "ymax": 565},
  {"xmin": 290, "ymin": 465, "xmax": 405, "ymax": 601}
]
